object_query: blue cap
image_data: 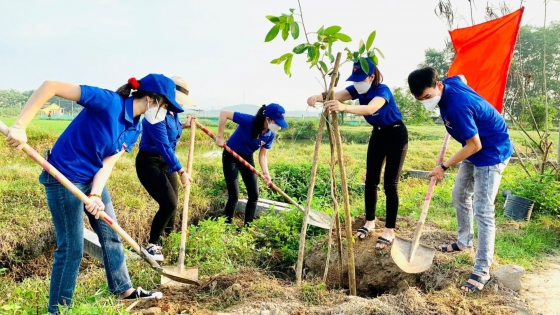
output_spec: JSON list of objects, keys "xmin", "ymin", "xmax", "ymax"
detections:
[
  {"xmin": 265, "ymin": 103, "xmax": 288, "ymax": 128},
  {"xmin": 346, "ymin": 58, "xmax": 376, "ymax": 82},
  {"xmin": 138, "ymin": 74, "xmax": 184, "ymax": 113}
]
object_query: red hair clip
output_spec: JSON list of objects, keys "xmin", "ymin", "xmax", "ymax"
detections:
[{"xmin": 128, "ymin": 77, "xmax": 140, "ymax": 90}]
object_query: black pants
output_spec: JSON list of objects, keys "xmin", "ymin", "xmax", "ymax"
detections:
[
  {"xmin": 365, "ymin": 122, "xmax": 408, "ymax": 228},
  {"xmin": 222, "ymin": 150, "xmax": 259, "ymax": 225},
  {"xmin": 136, "ymin": 150, "xmax": 179, "ymax": 245}
]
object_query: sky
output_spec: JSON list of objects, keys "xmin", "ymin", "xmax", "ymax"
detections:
[{"xmin": 0, "ymin": 0, "xmax": 559, "ymax": 112}]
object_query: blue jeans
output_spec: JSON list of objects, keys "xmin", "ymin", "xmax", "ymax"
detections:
[
  {"xmin": 452, "ymin": 159, "xmax": 509, "ymax": 275},
  {"xmin": 39, "ymin": 170, "xmax": 132, "ymax": 314}
]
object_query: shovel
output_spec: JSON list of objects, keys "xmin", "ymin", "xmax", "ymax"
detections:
[
  {"xmin": 391, "ymin": 133, "xmax": 450, "ymax": 274},
  {"xmin": 0, "ymin": 120, "xmax": 199, "ymax": 285},
  {"xmin": 161, "ymin": 116, "xmax": 199, "ymax": 286}
]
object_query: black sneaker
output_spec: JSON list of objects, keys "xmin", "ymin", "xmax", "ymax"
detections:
[
  {"xmin": 120, "ymin": 287, "xmax": 163, "ymax": 300},
  {"xmin": 145, "ymin": 243, "xmax": 164, "ymax": 261}
]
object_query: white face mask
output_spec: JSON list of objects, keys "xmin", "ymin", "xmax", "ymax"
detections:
[
  {"xmin": 144, "ymin": 100, "xmax": 166, "ymax": 124},
  {"xmin": 268, "ymin": 123, "xmax": 281, "ymax": 133},
  {"xmin": 353, "ymin": 80, "xmax": 372, "ymax": 94},
  {"xmin": 420, "ymin": 95, "xmax": 441, "ymax": 111}
]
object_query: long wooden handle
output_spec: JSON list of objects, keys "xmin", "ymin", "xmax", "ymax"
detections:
[
  {"xmin": 408, "ymin": 133, "xmax": 450, "ymax": 259},
  {"xmin": 0, "ymin": 120, "xmax": 158, "ymax": 268},
  {"xmin": 177, "ymin": 117, "xmax": 196, "ymax": 272},
  {"xmin": 194, "ymin": 120, "xmax": 308, "ymax": 214}
]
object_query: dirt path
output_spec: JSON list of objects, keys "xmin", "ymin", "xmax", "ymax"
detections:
[{"xmin": 520, "ymin": 256, "xmax": 560, "ymax": 315}]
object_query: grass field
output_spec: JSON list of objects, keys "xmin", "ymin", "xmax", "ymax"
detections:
[{"xmin": 0, "ymin": 116, "xmax": 559, "ymax": 313}]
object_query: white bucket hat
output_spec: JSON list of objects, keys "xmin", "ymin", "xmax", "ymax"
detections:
[{"xmin": 171, "ymin": 76, "xmax": 196, "ymax": 107}]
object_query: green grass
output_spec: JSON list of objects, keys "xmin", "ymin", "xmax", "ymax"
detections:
[{"xmin": 0, "ymin": 116, "xmax": 559, "ymax": 312}]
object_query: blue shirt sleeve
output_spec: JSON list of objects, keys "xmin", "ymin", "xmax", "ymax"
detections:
[
  {"xmin": 78, "ymin": 85, "xmax": 118, "ymax": 111},
  {"xmin": 345, "ymin": 85, "xmax": 360, "ymax": 100},
  {"xmin": 232, "ymin": 112, "xmax": 253, "ymax": 125},
  {"xmin": 373, "ymin": 85, "xmax": 391, "ymax": 103},
  {"xmin": 142, "ymin": 119, "xmax": 183, "ymax": 174},
  {"xmin": 263, "ymin": 134, "xmax": 274, "ymax": 149},
  {"xmin": 447, "ymin": 99, "xmax": 478, "ymax": 141}
]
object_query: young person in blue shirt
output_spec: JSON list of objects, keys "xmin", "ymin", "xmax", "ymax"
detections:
[
  {"xmin": 214, "ymin": 103, "xmax": 288, "ymax": 226},
  {"xmin": 5, "ymin": 74, "xmax": 184, "ymax": 313},
  {"xmin": 307, "ymin": 59, "xmax": 408, "ymax": 250},
  {"xmin": 135, "ymin": 76, "xmax": 196, "ymax": 262},
  {"xmin": 407, "ymin": 67, "xmax": 512, "ymax": 293}
]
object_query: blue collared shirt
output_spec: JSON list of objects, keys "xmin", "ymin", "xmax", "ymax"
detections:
[
  {"xmin": 438, "ymin": 76, "xmax": 513, "ymax": 166},
  {"xmin": 48, "ymin": 85, "xmax": 142, "ymax": 183},
  {"xmin": 346, "ymin": 83, "xmax": 403, "ymax": 127},
  {"xmin": 138, "ymin": 113, "xmax": 183, "ymax": 173},
  {"xmin": 226, "ymin": 112, "xmax": 275, "ymax": 155}
]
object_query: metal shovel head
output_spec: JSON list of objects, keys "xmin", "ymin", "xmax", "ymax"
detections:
[
  {"xmin": 138, "ymin": 248, "xmax": 200, "ymax": 285},
  {"xmin": 161, "ymin": 266, "xmax": 199, "ymax": 286},
  {"xmin": 391, "ymin": 236, "xmax": 436, "ymax": 274}
]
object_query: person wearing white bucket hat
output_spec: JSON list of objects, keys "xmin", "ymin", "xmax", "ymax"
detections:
[{"xmin": 135, "ymin": 76, "xmax": 196, "ymax": 262}]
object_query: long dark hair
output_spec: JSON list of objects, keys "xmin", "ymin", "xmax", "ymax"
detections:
[
  {"xmin": 372, "ymin": 67, "xmax": 384, "ymax": 86},
  {"xmin": 251, "ymin": 104, "xmax": 267, "ymax": 139}
]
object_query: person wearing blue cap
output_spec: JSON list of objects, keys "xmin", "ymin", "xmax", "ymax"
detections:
[
  {"xmin": 306, "ymin": 58, "xmax": 408, "ymax": 250},
  {"xmin": 214, "ymin": 103, "xmax": 288, "ymax": 226},
  {"xmin": 5, "ymin": 73, "xmax": 185, "ymax": 313},
  {"xmin": 135, "ymin": 76, "xmax": 196, "ymax": 262}
]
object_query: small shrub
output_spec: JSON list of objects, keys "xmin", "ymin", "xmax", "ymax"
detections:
[{"xmin": 507, "ymin": 174, "xmax": 560, "ymax": 215}]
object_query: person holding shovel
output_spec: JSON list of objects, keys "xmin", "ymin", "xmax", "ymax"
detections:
[
  {"xmin": 212, "ymin": 103, "xmax": 288, "ymax": 226},
  {"xmin": 5, "ymin": 74, "xmax": 185, "ymax": 313},
  {"xmin": 135, "ymin": 76, "xmax": 196, "ymax": 262},
  {"xmin": 306, "ymin": 58, "xmax": 408, "ymax": 250},
  {"xmin": 407, "ymin": 67, "xmax": 512, "ymax": 293}
]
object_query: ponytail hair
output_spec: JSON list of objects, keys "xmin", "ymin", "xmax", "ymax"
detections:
[{"xmin": 251, "ymin": 104, "xmax": 267, "ymax": 139}]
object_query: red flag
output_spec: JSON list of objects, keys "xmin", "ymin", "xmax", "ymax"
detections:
[{"xmin": 447, "ymin": 8, "xmax": 524, "ymax": 113}]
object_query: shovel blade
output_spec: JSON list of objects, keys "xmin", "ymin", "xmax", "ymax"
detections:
[
  {"xmin": 160, "ymin": 266, "xmax": 200, "ymax": 286},
  {"xmin": 161, "ymin": 266, "xmax": 199, "ymax": 286},
  {"xmin": 391, "ymin": 236, "xmax": 435, "ymax": 274}
]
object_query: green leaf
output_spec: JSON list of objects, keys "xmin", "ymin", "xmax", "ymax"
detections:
[
  {"xmin": 265, "ymin": 25, "xmax": 280, "ymax": 42},
  {"xmin": 333, "ymin": 33, "xmax": 351, "ymax": 42},
  {"xmin": 282, "ymin": 26, "xmax": 289, "ymax": 41},
  {"xmin": 329, "ymin": 53, "xmax": 335, "ymax": 63},
  {"xmin": 266, "ymin": 15, "xmax": 280, "ymax": 23},
  {"xmin": 324, "ymin": 25, "xmax": 342, "ymax": 35},
  {"xmin": 366, "ymin": 30, "xmax": 376, "ymax": 50},
  {"xmin": 284, "ymin": 54, "xmax": 293, "ymax": 77},
  {"xmin": 292, "ymin": 43, "xmax": 309, "ymax": 54},
  {"xmin": 270, "ymin": 53, "xmax": 293, "ymax": 64},
  {"xmin": 291, "ymin": 22, "xmax": 300, "ymax": 39},
  {"xmin": 319, "ymin": 61, "xmax": 328, "ymax": 73},
  {"xmin": 317, "ymin": 25, "xmax": 325, "ymax": 35},
  {"xmin": 353, "ymin": 51, "xmax": 359, "ymax": 61},
  {"xmin": 367, "ymin": 50, "xmax": 375, "ymax": 58},
  {"xmin": 307, "ymin": 46, "xmax": 316, "ymax": 61},
  {"xmin": 289, "ymin": 8, "xmax": 295, "ymax": 13},
  {"xmin": 359, "ymin": 57, "xmax": 369, "ymax": 75},
  {"xmin": 359, "ymin": 39, "xmax": 365, "ymax": 54},
  {"xmin": 374, "ymin": 47, "xmax": 385, "ymax": 59},
  {"xmin": 373, "ymin": 55, "xmax": 379, "ymax": 65}
]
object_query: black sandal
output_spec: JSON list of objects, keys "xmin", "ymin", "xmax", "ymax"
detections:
[
  {"xmin": 356, "ymin": 226, "xmax": 372, "ymax": 240},
  {"xmin": 375, "ymin": 236, "xmax": 394, "ymax": 250},
  {"xmin": 435, "ymin": 242, "xmax": 463, "ymax": 253},
  {"xmin": 460, "ymin": 273, "xmax": 494, "ymax": 293}
]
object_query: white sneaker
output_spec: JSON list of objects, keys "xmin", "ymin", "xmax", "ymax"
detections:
[{"xmin": 145, "ymin": 243, "xmax": 164, "ymax": 262}]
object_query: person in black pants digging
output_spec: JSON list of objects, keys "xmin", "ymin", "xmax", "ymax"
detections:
[
  {"xmin": 136, "ymin": 76, "xmax": 195, "ymax": 262},
  {"xmin": 306, "ymin": 58, "xmax": 408, "ymax": 250},
  {"xmin": 214, "ymin": 103, "xmax": 289, "ymax": 226}
]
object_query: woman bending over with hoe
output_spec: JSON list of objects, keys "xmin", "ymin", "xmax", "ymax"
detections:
[
  {"xmin": 5, "ymin": 74, "xmax": 186, "ymax": 314},
  {"xmin": 306, "ymin": 58, "xmax": 408, "ymax": 250}
]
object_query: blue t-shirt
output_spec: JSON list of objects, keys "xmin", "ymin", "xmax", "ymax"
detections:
[
  {"xmin": 49, "ymin": 85, "xmax": 142, "ymax": 183},
  {"xmin": 226, "ymin": 112, "xmax": 275, "ymax": 155},
  {"xmin": 139, "ymin": 113, "xmax": 183, "ymax": 174},
  {"xmin": 439, "ymin": 76, "xmax": 513, "ymax": 166},
  {"xmin": 346, "ymin": 83, "xmax": 403, "ymax": 127}
]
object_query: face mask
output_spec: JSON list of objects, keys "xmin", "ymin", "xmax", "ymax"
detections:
[
  {"xmin": 144, "ymin": 100, "xmax": 166, "ymax": 124},
  {"xmin": 353, "ymin": 80, "xmax": 372, "ymax": 94},
  {"xmin": 268, "ymin": 123, "xmax": 281, "ymax": 133},
  {"xmin": 420, "ymin": 95, "xmax": 441, "ymax": 111}
]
